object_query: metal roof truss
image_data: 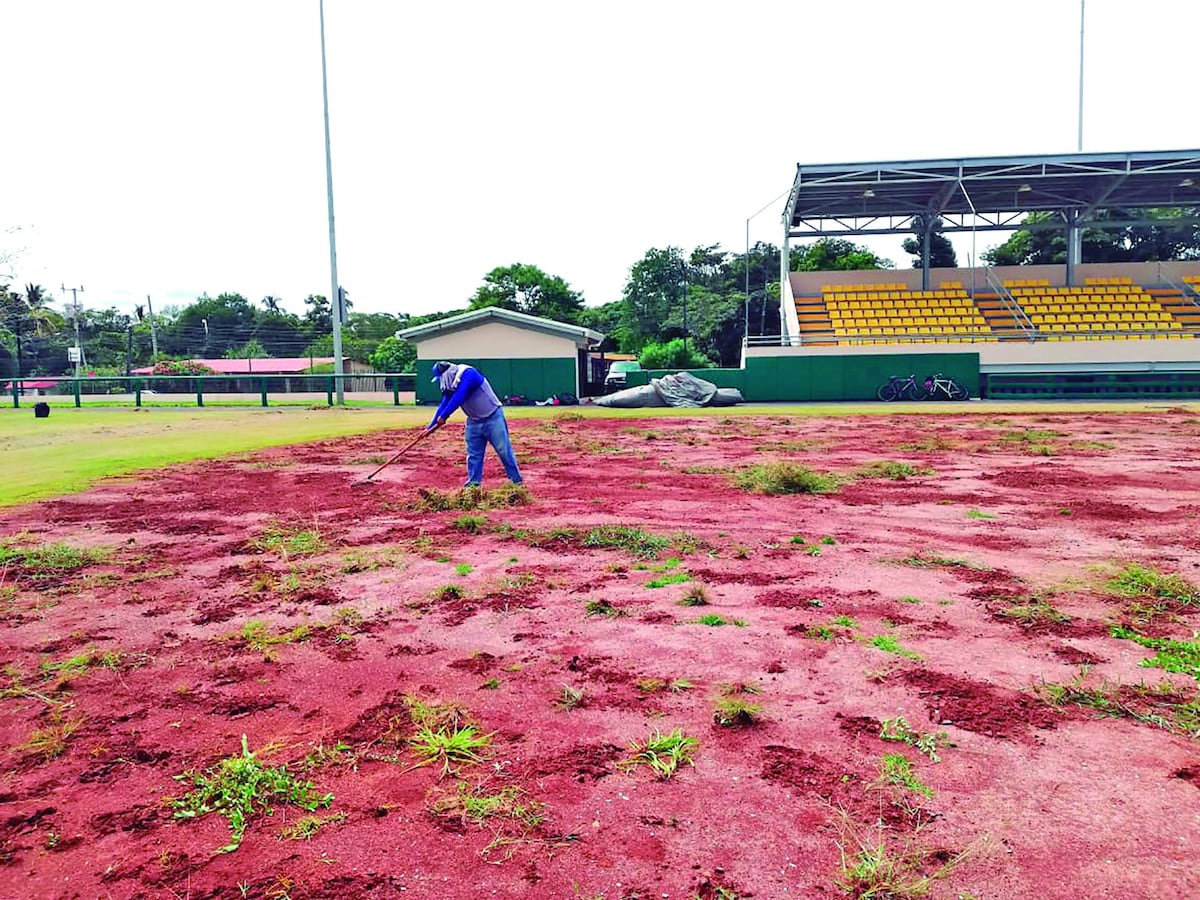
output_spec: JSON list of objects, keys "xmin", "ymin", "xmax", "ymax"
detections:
[{"xmin": 785, "ymin": 151, "xmax": 1200, "ymax": 238}]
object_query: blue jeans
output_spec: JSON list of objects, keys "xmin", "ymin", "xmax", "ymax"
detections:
[{"xmin": 465, "ymin": 408, "xmax": 522, "ymax": 486}]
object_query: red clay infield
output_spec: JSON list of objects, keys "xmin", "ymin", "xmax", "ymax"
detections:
[{"xmin": 2, "ymin": 410, "xmax": 1200, "ymax": 899}]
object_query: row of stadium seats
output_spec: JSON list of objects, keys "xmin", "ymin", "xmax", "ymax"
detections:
[
  {"xmin": 836, "ymin": 318, "xmax": 982, "ymax": 329},
  {"xmin": 820, "ymin": 281, "xmax": 965, "ymax": 293},
  {"xmin": 1028, "ymin": 312, "xmax": 1175, "ymax": 325},
  {"xmin": 841, "ymin": 326, "xmax": 991, "ymax": 336},
  {"xmin": 825, "ymin": 290, "xmax": 968, "ymax": 302},
  {"xmin": 829, "ymin": 298, "xmax": 975, "ymax": 310},
  {"xmin": 1022, "ymin": 301, "xmax": 1163, "ymax": 313},
  {"xmin": 1045, "ymin": 333, "xmax": 1192, "ymax": 341},
  {"xmin": 1038, "ymin": 320, "xmax": 1182, "ymax": 331},
  {"xmin": 1010, "ymin": 285, "xmax": 1145, "ymax": 295},
  {"xmin": 1084, "ymin": 276, "xmax": 1136, "ymax": 286}
]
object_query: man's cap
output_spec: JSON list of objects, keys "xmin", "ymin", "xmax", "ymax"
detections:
[{"xmin": 430, "ymin": 360, "xmax": 452, "ymax": 383}]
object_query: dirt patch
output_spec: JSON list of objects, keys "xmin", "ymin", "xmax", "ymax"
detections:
[{"xmin": 1, "ymin": 411, "xmax": 1199, "ymax": 898}]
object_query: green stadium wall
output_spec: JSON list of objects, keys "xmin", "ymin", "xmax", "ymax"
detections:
[
  {"xmin": 628, "ymin": 353, "xmax": 979, "ymax": 402},
  {"xmin": 416, "ymin": 357, "xmax": 577, "ymax": 405}
]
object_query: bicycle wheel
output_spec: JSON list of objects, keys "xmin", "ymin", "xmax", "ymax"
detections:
[
  {"xmin": 877, "ymin": 381, "xmax": 900, "ymax": 402},
  {"xmin": 948, "ymin": 378, "xmax": 969, "ymax": 401},
  {"xmin": 901, "ymin": 381, "xmax": 927, "ymax": 401}
]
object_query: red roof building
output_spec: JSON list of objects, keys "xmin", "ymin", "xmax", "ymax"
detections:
[{"xmin": 130, "ymin": 358, "xmax": 336, "ymax": 375}]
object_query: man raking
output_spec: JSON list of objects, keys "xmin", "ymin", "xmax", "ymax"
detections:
[{"xmin": 428, "ymin": 361, "xmax": 524, "ymax": 488}]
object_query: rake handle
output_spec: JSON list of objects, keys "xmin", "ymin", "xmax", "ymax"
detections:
[{"xmin": 363, "ymin": 425, "xmax": 439, "ymax": 482}]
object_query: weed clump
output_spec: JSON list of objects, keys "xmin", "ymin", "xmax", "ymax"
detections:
[
  {"xmin": 555, "ymin": 685, "xmax": 586, "ymax": 711},
  {"xmin": 879, "ymin": 716, "xmax": 951, "ymax": 762},
  {"xmin": 0, "ymin": 540, "xmax": 110, "ymax": 584},
  {"xmin": 584, "ymin": 598, "xmax": 624, "ymax": 618},
  {"xmin": 428, "ymin": 782, "xmax": 544, "ymax": 829},
  {"xmin": 172, "ymin": 735, "xmax": 333, "ymax": 853},
  {"xmin": 18, "ymin": 710, "xmax": 86, "ymax": 760},
  {"xmin": 855, "ymin": 461, "xmax": 933, "ymax": 480},
  {"xmin": 713, "ymin": 692, "xmax": 762, "ymax": 728},
  {"xmin": 451, "ymin": 515, "xmax": 487, "ymax": 533},
  {"xmin": 1108, "ymin": 563, "xmax": 1198, "ymax": 606},
  {"xmin": 416, "ymin": 485, "xmax": 531, "ymax": 512},
  {"xmin": 734, "ymin": 462, "xmax": 843, "ymax": 495},
  {"xmin": 677, "ymin": 584, "xmax": 710, "ymax": 607},
  {"xmin": 867, "ymin": 634, "xmax": 922, "ymax": 661},
  {"xmin": 1110, "ymin": 625, "xmax": 1200, "ymax": 679},
  {"xmin": 619, "ymin": 729, "xmax": 698, "ymax": 779},
  {"xmin": 582, "ymin": 525, "xmax": 670, "ymax": 559},
  {"xmin": 250, "ymin": 522, "xmax": 326, "ymax": 558},
  {"xmin": 403, "ymin": 696, "xmax": 493, "ymax": 773},
  {"xmin": 692, "ymin": 614, "xmax": 747, "ymax": 627}
]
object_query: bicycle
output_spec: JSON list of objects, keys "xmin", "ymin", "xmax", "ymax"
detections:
[
  {"xmin": 922, "ymin": 372, "xmax": 969, "ymax": 401},
  {"xmin": 877, "ymin": 374, "xmax": 927, "ymax": 402}
]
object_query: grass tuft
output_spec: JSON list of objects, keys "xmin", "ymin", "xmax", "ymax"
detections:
[
  {"xmin": 1107, "ymin": 563, "xmax": 1198, "ymax": 606},
  {"xmin": 712, "ymin": 696, "xmax": 762, "ymax": 728},
  {"xmin": 619, "ymin": 729, "xmax": 698, "ymax": 779},
  {"xmin": 677, "ymin": 584, "xmax": 710, "ymax": 607},
  {"xmin": 855, "ymin": 461, "xmax": 933, "ymax": 480},
  {"xmin": 734, "ymin": 462, "xmax": 843, "ymax": 495},
  {"xmin": 582, "ymin": 525, "xmax": 670, "ymax": 559}
]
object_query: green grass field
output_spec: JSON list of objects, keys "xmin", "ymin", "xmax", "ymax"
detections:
[{"xmin": 1, "ymin": 400, "xmax": 1194, "ymax": 508}]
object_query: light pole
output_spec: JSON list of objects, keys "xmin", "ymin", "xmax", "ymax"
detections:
[
  {"xmin": 745, "ymin": 189, "xmax": 791, "ymax": 341},
  {"xmin": 1077, "ymin": 0, "xmax": 1085, "ymax": 153},
  {"xmin": 319, "ymin": 0, "xmax": 345, "ymax": 405},
  {"xmin": 62, "ymin": 284, "xmax": 84, "ymax": 377}
]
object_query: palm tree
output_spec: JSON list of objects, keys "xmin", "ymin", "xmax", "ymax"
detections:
[
  {"xmin": 261, "ymin": 295, "xmax": 282, "ymax": 314},
  {"xmin": 23, "ymin": 283, "xmax": 63, "ymax": 337}
]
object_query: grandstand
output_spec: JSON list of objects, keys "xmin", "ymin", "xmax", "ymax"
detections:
[
  {"xmin": 792, "ymin": 271, "xmax": 1197, "ymax": 346},
  {"xmin": 739, "ymin": 149, "xmax": 1200, "ymax": 400}
]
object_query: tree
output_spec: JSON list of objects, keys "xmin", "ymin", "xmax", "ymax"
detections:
[
  {"xmin": 303, "ymin": 294, "xmax": 331, "ymax": 336},
  {"xmin": 369, "ymin": 335, "xmax": 416, "ymax": 374},
  {"xmin": 164, "ymin": 293, "xmax": 256, "ymax": 358},
  {"xmin": 793, "ymin": 238, "xmax": 894, "ymax": 272},
  {"xmin": 223, "ymin": 339, "xmax": 268, "ymax": 359},
  {"xmin": 901, "ymin": 216, "xmax": 957, "ymax": 268},
  {"xmin": 637, "ymin": 338, "xmax": 713, "ymax": 370},
  {"xmin": 578, "ymin": 300, "xmax": 624, "ymax": 351},
  {"xmin": 983, "ymin": 207, "xmax": 1200, "ymax": 266},
  {"xmin": 261, "ymin": 296, "xmax": 282, "ymax": 314},
  {"xmin": 253, "ymin": 312, "xmax": 308, "ymax": 357},
  {"xmin": 0, "ymin": 283, "xmax": 64, "ymax": 377},
  {"xmin": 619, "ymin": 247, "xmax": 688, "ymax": 353},
  {"xmin": 468, "ymin": 264, "xmax": 584, "ymax": 323}
]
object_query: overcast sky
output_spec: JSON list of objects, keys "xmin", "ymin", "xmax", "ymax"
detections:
[{"xmin": 4, "ymin": 0, "xmax": 1197, "ymax": 319}]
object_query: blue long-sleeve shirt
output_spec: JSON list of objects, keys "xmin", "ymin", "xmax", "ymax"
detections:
[{"xmin": 429, "ymin": 366, "xmax": 502, "ymax": 427}]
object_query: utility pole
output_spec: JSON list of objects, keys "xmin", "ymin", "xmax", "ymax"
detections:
[
  {"xmin": 62, "ymin": 284, "xmax": 85, "ymax": 377},
  {"xmin": 146, "ymin": 294, "xmax": 159, "ymax": 357},
  {"xmin": 319, "ymin": 0, "xmax": 345, "ymax": 405}
]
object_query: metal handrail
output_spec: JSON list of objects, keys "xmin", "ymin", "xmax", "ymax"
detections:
[
  {"xmin": 984, "ymin": 267, "xmax": 1037, "ymax": 338},
  {"xmin": 1157, "ymin": 261, "xmax": 1200, "ymax": 308}
]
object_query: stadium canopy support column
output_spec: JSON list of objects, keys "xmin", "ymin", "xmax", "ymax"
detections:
[
  {"xmin": 920, "ymin": 219, "xmax": 933, "ymax": 291},
  {"xmin": 780, "ymin": 231, "xmax": 791, "ymax": 343},
  {"xmin": 1065, "ymin": 209, "xmax": 1082, "ymax": 287}
]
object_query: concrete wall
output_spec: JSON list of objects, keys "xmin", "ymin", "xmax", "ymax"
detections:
[{"xmin": 417, "ymin": 321, "xmax": 579, "ymax": 359}]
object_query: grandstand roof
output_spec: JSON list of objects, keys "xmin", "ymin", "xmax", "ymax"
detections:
[{"xmin": 784, "ymin": 149, "xmax": 1200, "ymax": 237}]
